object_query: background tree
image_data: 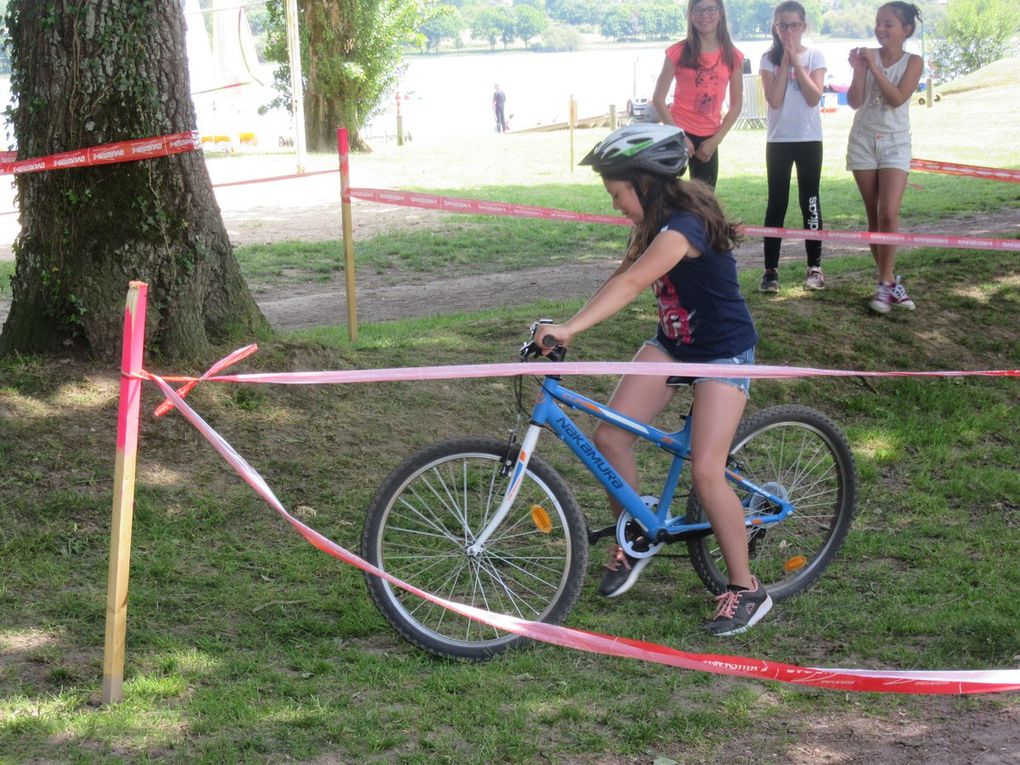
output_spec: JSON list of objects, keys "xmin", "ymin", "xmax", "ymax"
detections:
[
  {"xmin": 420, "ymin": 4, "xmax": 464, "ymax": 52},
  {"xmin": 636, "ymin": 2, "xmax": 683, "ymax": 39},
  {"xmin": 469, "ymin": 6, "xmax": 502, "ymax": 50},
  {"xmin": 601, "ymin": 6, "xmax": 641, "ymax": 41},
  {"xmin": 929, "ymin": 0, "xmax": 1019, "ymax": 84},
  {"xmin": 515, "ymin": 5, "xmax": 549, "ymax": 48},
  {"xmin": 0, "ymin": 0, "xmax": 266, "ymax": 360},
  {"xmin": 263, "ymin": 0, "xmax": 428, "ymax": 152},
  {"xmin": 725, "ymin": 0, "xmax": 774, "ymax": 37}
]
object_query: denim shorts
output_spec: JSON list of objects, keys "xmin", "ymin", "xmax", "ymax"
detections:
[
  {"xmin": 846, "ymin": 130, "xmax": 911, "ymax": 172},
  {"xmin": 644, "ymin": 337, "xmax": 755, "ymax": 396}
]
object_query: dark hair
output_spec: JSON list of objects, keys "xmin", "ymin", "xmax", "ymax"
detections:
[
  {"xmin": 881, "ymin": 1, "xmax": 922, "ymax": 37},
  {"xmin": 616, "ymin": 172, "xmax": 742, "ymax": 263},
  {"xmin": 767, "ymin": 1, "xmax": 807, "ymax": 67},
  {"xmin": 680, "ymin": 0, "xmax": 739, "ymax": 72}
]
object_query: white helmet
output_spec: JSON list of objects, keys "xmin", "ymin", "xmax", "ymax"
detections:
[{"xmin": 580, "ymin": 124, "xmax": 689, "ymax": 178}]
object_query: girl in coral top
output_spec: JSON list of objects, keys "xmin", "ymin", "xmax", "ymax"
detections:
[{"xmin": 652, "ymin": 0, "xmax": 744, "ymax": 189}]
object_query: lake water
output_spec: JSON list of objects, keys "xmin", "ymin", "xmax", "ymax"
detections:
[{"xmin": 378, "ymin": 36, "xmax": 900, "ymax": 141}]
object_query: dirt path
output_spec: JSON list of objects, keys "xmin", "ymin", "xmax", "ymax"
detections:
[
  {"xmin": 242, "ymin": 202, "xmax": 1020, "ymax": 329},
  {"xmin": 2, "ymin": 184, "xmax": 1018, "ymax": 330}
]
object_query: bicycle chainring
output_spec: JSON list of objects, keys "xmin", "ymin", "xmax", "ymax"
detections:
[{"xmin": 616, "ymin": 510, "xmax": 664, "ymax": 560}]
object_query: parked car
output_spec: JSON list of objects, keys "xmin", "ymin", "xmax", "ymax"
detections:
[{"xmin": 627, "ymin": 98, "xmax": 660, "ymax": 123}]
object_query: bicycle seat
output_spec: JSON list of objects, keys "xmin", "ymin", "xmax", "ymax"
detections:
[{"xmin": 666, "ymin": 376, "xmax": 694, "ymax": 387}]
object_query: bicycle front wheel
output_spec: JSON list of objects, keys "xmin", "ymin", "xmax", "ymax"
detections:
[
  {"xmin": 361, "ymin": 437, "xmax": 588, "ymax": 660},
  {"xmin": 686, "ymin": 405, "xmax": 857, "ymax": 601}
]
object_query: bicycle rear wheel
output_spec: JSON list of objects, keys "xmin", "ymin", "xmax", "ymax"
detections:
[
  {"xmin": 362, "ymin": 437, "xmax": 588, "ymax": 660},
  {"xmin": 686, "ymin": 405, "xmax": 857, "ymax": 601}
]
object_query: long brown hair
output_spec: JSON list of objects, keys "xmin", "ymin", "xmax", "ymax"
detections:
[
  {"xmin": 680, "ymin": 0, "xmax": 739, "ymax": 71},
  {"xmin": 619, "ymin": 172, "xmax": 742, "ymax": 263},
  {"xmin": 767, "ymin": 1, "xmax": 807, "ymax": 67}
]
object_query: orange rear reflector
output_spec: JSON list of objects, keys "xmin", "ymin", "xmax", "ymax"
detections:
[
  {"xmin": 531, "ymin": 505, "xmax": 553, "ymax": 533},
  {"xmin": 784, "ymin": 555, "xmax": 808, "ymax": 572}
]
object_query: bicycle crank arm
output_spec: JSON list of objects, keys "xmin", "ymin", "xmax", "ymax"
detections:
[{"xmin": 586, "ymin": 524, "xmax": 616, "ymax": 544}]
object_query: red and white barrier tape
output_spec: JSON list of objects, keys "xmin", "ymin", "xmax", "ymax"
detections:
[
  {"xmin": 0, "ymin": 131, "xmax": 200, "ymax": 177},
  {"xmin": 212, "ymin": 168, "xmax": 338, "ymax": 189},
  {"xmin": 911, "ymin": 158, "xmax": 1020, "ymax": 184},
  {"xmin": 347, "ymin": 187, "xmax": 1020, "ymax": 252},
  {"xmin": 348, "ymin": 187, "xmax": 626, "ymax": 226},
  {"xmin": 742, "ymin": 224, "xmax": 1020, "ymax": 253},
  {"xmin": 146, "ymin": 354, "xmax": 1018, "ymax": 401},
  {"xmin": 143, "ymin": 361, "xmax": 1020, "ymax": 694}
]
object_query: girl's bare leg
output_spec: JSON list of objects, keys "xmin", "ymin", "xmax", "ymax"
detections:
[
  {"xmin": 593, "ymin": 343, "xmax": 676, "ymax": 517},
  {"xmin": 689, "ymin": 380, "xmax": 751, "ymax": 589},
  {"xmin": 874, "ymin": 167, "xmax": 910, "ymax": 282}
]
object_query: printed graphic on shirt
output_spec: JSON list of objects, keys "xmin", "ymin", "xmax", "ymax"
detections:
[
  {"xmin": 654, "ymin": 277, "xmax": 694, "ymax": 344},
  {"xmin": 694, "ymin": 59, "xmax": 722, "ymax": 116}
]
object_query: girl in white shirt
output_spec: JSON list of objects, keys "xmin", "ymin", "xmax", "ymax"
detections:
[
  {"xmin": 846, "ymin": 2, "xmax": 923, "ymax": 314},
  {"xmin": 758, "ymin": 1, "xmax": 827, "ymax": 293}
]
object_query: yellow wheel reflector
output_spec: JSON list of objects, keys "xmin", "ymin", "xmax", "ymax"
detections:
[
  {"xmin": 784, "ymin": 555, "xmax": 808, "ymax": 572},
  {"xmin": 531, "ymin": 505, "xmax": 553, "ymax": 533}
]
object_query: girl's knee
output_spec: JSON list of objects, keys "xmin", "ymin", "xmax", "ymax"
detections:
[
  {"xmin": 691, "ymin": 461, "xmax": 725, "ymax": 492},
  {"xmin": 878, "ymin": 210, "xmax": 900, "ymax": 231},
  {"xmin": 594, "ymin": 423, "xmax": 631, "ymax": 458}
]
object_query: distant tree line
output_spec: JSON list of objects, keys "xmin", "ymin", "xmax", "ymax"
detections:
[{"xmin": 414, "ymin": 0, "xmax": 1019, "ymax": 86}]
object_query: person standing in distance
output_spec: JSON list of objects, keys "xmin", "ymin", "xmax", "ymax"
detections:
[
  {"xmin": 493, "ymin": 84, "xmax": 508, "ymax": 133},
  {"xmin": 758, "ymin": 1, "xmax": 827, "ymax": 293},
  {"xmin": 651, "ymin": 0, "xmax": 744, "ymax": 189},
  {"xmin": 846, "ymin": 3, "xmax": 923, "ymax": 313}
]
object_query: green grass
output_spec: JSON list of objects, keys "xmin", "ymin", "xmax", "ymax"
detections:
[
  {"xmin": 0, "ymin": 260, "xmax": 12, "ymax": 298},
  {"xmin": 2, "ymin": 243, "xmax": 1018, "ymax": 763},
  {"xmin": 3, "ymin": 58, "xmax": 1019, "ymax": 765},
  {"xmin": 234, "ymin": 82, "xmax": 1020, "ymax": 284}
]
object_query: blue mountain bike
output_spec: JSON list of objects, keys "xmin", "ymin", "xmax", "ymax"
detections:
[{"xmin": 362, "ymin": 323, "xmax": 858, "ymax": 659}]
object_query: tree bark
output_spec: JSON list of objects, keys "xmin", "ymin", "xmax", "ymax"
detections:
[
  {"xmin": 0, "ymin": 0, "xmax": 268, "ymax": 361},
  {"xmin": 300, "ymin": 0, "xmax": 370, "ymax": 152}
]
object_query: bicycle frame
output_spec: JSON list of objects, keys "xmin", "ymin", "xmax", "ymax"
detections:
[{"xmin": 468, "ymin": 374, "xmax": 795, "ymax": 555}]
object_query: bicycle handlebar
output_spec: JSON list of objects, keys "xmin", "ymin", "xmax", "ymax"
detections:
[{"xmin": 519, "ymin": 320, "xmax": 567, "ymax": 363}]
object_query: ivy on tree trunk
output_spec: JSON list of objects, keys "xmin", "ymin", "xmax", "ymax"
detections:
[
  {"xmin": 264, "ymin": 0, "xmax": 427, "ymax": 153},
  {"xmin": 0, "ymin": 0, "xmax": 268, "ymax": 360}
]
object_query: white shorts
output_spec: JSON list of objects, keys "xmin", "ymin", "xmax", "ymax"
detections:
[{"xmin": 846, "ymin": 131, "xmax": 911, "ymax": 172}]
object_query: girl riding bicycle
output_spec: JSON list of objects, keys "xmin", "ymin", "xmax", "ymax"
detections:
[{"xmin": 535, "ymin": 124, "xmax": 771, "ymax": 636}]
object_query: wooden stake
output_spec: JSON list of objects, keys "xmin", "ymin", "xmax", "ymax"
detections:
[
  {"xmin": 102, "ymin": 281, "xmax": 148, "ymax": 704},
  {"xmin": 337, "ymin": 127, "xmax": 358, "ymax": 342}
]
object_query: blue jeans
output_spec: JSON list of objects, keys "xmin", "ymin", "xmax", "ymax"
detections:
[{"xmin": 644, "ymin": 338, "xmax": 755, "ymax": 396}]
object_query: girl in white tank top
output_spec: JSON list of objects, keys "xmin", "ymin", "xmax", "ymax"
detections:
[{"xmin": 845, "ymin": 2, "xmax": 923, "ymax": 315}]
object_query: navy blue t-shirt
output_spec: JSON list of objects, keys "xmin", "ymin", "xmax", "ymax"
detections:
[{"xmin": 652, "ymin": 212, "xmax": 758, "ymax": 361}]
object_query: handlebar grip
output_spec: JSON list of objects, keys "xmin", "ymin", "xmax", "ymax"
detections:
[{"xmin": 541, "ymin": 334, "xmax": 561, "ymax": 348}]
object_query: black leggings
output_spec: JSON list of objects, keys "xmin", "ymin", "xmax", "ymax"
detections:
[
  {"xmin": 687, "ymin": 133, "xmax": 720, "ymax": 189},
  {"xmin": 763, "ymin": 141, "xmax": 823, "ymax": 269}
]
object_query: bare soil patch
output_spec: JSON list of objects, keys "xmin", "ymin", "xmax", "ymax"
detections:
[
  {"xmin": 2, "ymin": 181, "xmax": 1018, "ymax": 330},
  {"xmin": 233, "ymin": 201, "xmax": 1020, "ymax": 329}
]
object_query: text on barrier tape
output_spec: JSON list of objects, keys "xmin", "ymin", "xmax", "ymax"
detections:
[
  {"xmin": 347, "ymin": 187, "xmax": 1020, "ymax": 253},
  {"xmin": 0, "ymin": 131, "xmax": 200, "ymax": 176},
  {"xmin": 141, "ymin": 355, "xmax": 1020, "ymax": 695},
  {"xmin": 911, "ymin": 158, "xmax": 1020, "ymax": 184}
]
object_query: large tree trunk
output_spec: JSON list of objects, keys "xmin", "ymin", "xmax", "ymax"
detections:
[
  {"xmin": 300, "ymin": 0, "xmax": 369, "ymax": 152},
  {"xmin": 0, "ymin": 0, "xmax": 268, "ymax": 361}
]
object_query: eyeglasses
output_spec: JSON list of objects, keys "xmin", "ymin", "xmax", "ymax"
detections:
[
  {"xmin": 691, "ymin": 5, "xmax": 720, "ymax": 16},
  {"xmin": 775, "ymin": 21, "xmax": 804, "ymax": 31}
]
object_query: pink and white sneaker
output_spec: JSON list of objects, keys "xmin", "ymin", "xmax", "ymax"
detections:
[
  {"xmin": 870, "ymin": 276, "xmax": 916, "ymax": 314},
  {"xmin": 888, "ymin": 276, "xmax": 916, "ymax": 310},
  {"xmin": 869, "ymin": 282, "xmax": 892, "ymax": 314}
]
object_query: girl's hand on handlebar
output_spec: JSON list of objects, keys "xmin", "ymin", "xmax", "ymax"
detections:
[{"xmin": 534, "ymin": 323, "xmax": 572, "ymax": 354}]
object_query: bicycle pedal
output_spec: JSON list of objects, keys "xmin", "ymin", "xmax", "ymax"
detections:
[{"xmin": 587, "ymin": 524, "xmax": 616, "ymax": 544}]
